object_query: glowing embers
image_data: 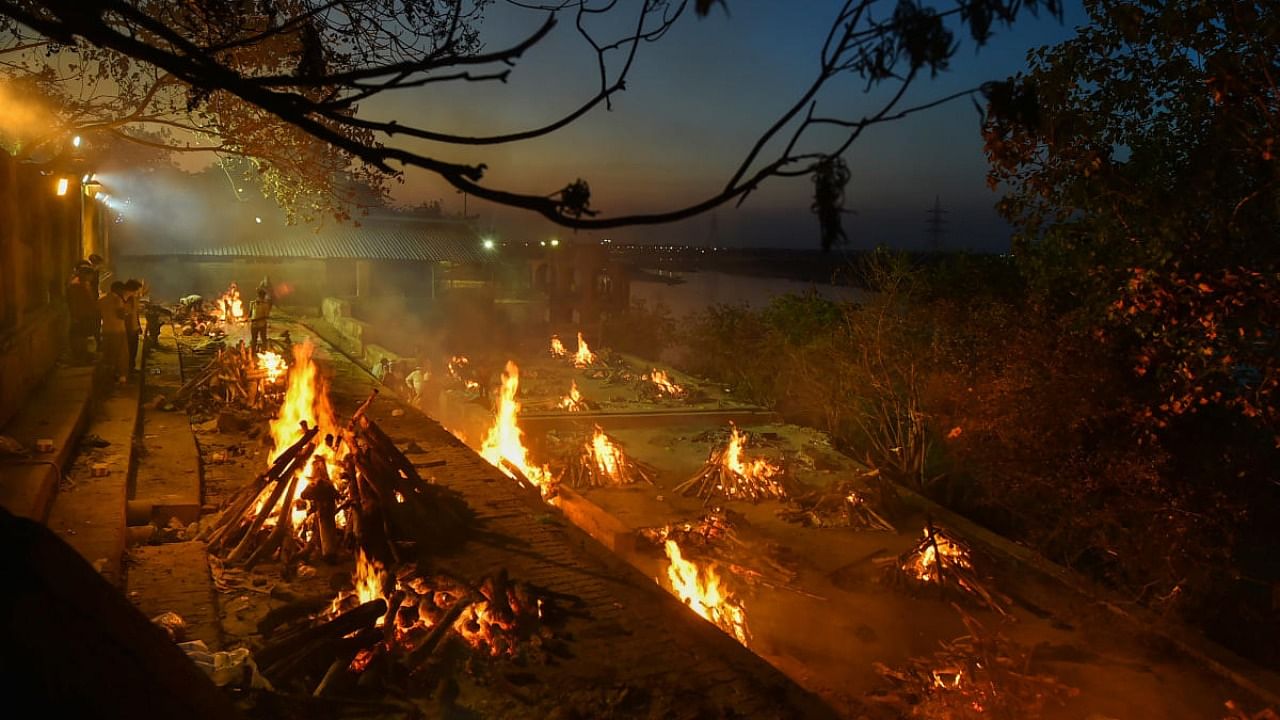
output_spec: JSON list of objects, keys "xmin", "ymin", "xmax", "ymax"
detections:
[
  {"xmin": 661, "ymin": 539, "xmax": 750, "ymax": 646},
  {"xmin": 558, "ymin": 380, "xmax": 589, "ymax": 412},
  {"xmin": 556, "ymin": 426, "xmax": 654, "ymax": 489},
  {"xmin": 211, "ymin": 281, "xmax": 246, "ymax": 323},
  {"xmin": 876, "ymin": 524, "xmax": 1010, "ymax": 615},
  {"xmin": 573, "ymin": 331, "xmax": 595, "ymax": 368},
  {"xmin": 447, "ymin": 355, "xmax": 481, "ymax": 392},
  {"xmin": 776, "ymin": 476, "xmax": 896, "ymax": 532},
  {"xmin": 480, "ymin": 361, "xmax": 555, "ymax": 498},
  {"xmin": 674, "ymin": 424, "xmax": 787, "ymax": 503},
  {"xmin": 642, "ymin": 368, "xmax": 686, "ymax": 399}
]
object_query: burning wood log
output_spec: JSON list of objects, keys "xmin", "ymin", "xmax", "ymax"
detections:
[
  {"xmin": 555, "ymin": 427, "xmax": 655, "ymax": 489},
  {"xmin": 673, "ymin": 425, "xmax": 788, "ymax": 504},
  {"xmin": 875, "ymin": 522, "xmax": 1011, "ymax": 615},
  {"xmin": 776, "ymin": 480, "xmax": 896, "ymax": 532}
]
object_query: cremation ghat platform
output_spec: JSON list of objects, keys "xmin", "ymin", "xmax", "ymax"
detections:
[{"xmin": 174, "ymin": 322, "xmax": 837, "ymax": 719}]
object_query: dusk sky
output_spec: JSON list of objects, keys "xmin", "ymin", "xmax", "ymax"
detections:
[{"xmin": 369, "ymin": 0, "xmax": 1089, "ymax": 252}]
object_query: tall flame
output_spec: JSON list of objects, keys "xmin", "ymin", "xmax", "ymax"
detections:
[
  {"xmin": 480, "ymin": 361, "xmax": 554, "ymax": 497},
  {"xmin": 257, "ymin": 351, "xmax": 286, "ymax": 384},
  {"xmin": 647, "ymin": 368, "xmax": 685, "ymax": 396},
  {"xmin": 573, "ymin": 332, "xmax": 596, "ymax": 368},
  {"xmin": 212, "ymin": 282, "xmax": 245, "ymax": 322},
  {"xmin": 590, "ymin": 427, "xmax": 624, "ymax": 481},
  {"xmin": 559, "ymin": 380, "xmax": 587, "ymax": 412},
  {"xmin": 663, "ymin": 540, "xmax": 750, "ymax": 645}
]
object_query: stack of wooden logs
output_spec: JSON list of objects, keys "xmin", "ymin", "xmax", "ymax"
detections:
[
  {"xmin": 776, "ymin": 480, "xmax": 896, "ymax": 532},
  {"xmin": 874, "ymin": 522, "xmax": 1010, "ymax": 615},
  {"xmin": 555, "ymin": 429, "xmax": 654, "ymax": 489},
  {"xmin": 176, "ymin": 340, "xmax": 278, "ymax": 410},
  {"xmin": 674, "ymin": 444, "xmax": 788, "ymax": 504},
  {"xmin": 200, "ymin": 393, "xmax": 472, "ymax": 571}
]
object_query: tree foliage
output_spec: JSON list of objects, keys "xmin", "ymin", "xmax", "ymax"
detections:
[
  {"xmin": 983, "ymin": 0, "xmax": 1280, "ymax": 434},
  {"xmin": 1, "ymin": 0, "xmax": 1060, "ymax": 235}
]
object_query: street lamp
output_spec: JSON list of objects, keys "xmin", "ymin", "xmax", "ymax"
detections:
[
  {"xmin": 482, "ymin": 238, "xmax": 495, "ymax": 251},
  {"xmin": 549, "ymin": 238, "xmax": 560, "ymax": 247},
  {"xmin": 55, "ymin": 177, "xmax": 69, "ymax": 196}
]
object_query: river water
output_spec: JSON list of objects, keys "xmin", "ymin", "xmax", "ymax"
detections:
[{"xmin": 629, "ymin": 270, "xmax": 866, "ymax": 317}]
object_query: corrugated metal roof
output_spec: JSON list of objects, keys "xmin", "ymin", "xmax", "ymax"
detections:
[{"xmin": 130, "ymin": 218, "xmax": 488, "ymax": 264}]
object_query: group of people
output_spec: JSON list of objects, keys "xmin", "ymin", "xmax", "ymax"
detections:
[
  {"xmin": 373, "ymin": 357, "xmax": 429, "ymax": 406},
  {"xmin": 65, "ymin": 255, "xmax": 150, "ymax": 385}
]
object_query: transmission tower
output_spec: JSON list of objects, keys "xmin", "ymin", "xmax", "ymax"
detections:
[{"xmin": 925, "ymin": 195, "xmax": 949, "ymax": 251}]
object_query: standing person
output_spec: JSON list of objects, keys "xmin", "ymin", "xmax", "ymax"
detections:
[
  {"xmin": 123, "ymin": 279, "xmax": 144, "ymax": 374},
  {"xmin": 404, "ymin": 365, "xmax": 428, "ymax": 406},
  {"xmin": 66, "ymin": 264, "xmax": 98, "ymax": 365},
  {"xmin": 98, "ymin": 281, "xmax": 130, "ymax": 384},
  {"xmin": 249, "ymin": 287, "xmax": 272, "ymax": 353},
  {"xmin": 372, "ymin": 357, "xmax": 392, "ymax": 382},
  {"xmin": 86, "ymin": 254, "xmax": 109, "ymax": 349}
]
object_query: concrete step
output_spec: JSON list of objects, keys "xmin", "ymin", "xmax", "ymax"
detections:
[
  {"xmin": 127, "ymin": 541, "xmax": 222, "ymax": 649},
  {"xmin": 132, "ymin": 332, "xmax": 201, "ymax": 526},
  {"xmin": 0, "ymin": 365, "xmax": 93, "ymax": 522},
  {"xmin": 46, "ymin": 387, "xmax": 139, "ymax": 588}
]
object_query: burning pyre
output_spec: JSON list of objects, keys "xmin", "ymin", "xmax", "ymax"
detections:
[
  {"xmin": 202, "ymin": 340, "xmax": 471, "ymax": 570},
  {"xmin": 550, "ymin": 335, "xmax": 567, "ymax": 358},
  {"xmin": 447, "ymin": 355, "xmax": 481, "ymax": 392},
  {"xmin": 674, "ymin": 424, "xmax": 787, "ymax": 503},
  {"xmin": 556, "ymin": 426, "xmax": 653, "ymax": 489},
  {"xmin": 877, "ymin": 524, "xmax": 1009, "ymax": 615},
  {"xmin": 211, "ymin": 282, "xmax": 246, "ymax": 323},
  {"xmin": 641, "ymin": 368, "xmax": 686, "ymax": 399},
  {"xmin": 558, "ymin": 380, "xmax": 590, "ymax": 412},
  {"xmin": 777, "ymin": 479, "xmax": 896, "ymax": 532},
  {"xmin": 480, "ymin": 361, "xmax": 555, "ymax": 498},
  {"xmin": 176, "ymin": 340, "xmax": 289, "ymax": 413},
  {"xmin": 662, "ymin": 539, "xmax": 750, "ymax": 645}
]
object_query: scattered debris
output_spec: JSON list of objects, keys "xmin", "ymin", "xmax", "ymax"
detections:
[{"xmin": 777, "ymin": 477, "xmax": 895, "ymax": 532}]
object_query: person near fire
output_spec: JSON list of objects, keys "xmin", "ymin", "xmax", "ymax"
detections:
[
  {"xmin": 66, "ymin": 263, "xmax": 98, "ymax": 365},
  {"xmin": 249, "ymin": 287, "xmax": 272, "ymax": 353},
  {"xmin": 123, "ymin": 278, "xmax": 144, "ymax": 374},
  {"xmin": 85, "ymin": 254, "xmax": 109, "ymax": 347},
  {"xmin": 98, "ymin": 281, "xmax": 131, "ymax": 384},
  {"xmin": 404, "ymin": 365, "xmax": 428, "ymax": 406}
]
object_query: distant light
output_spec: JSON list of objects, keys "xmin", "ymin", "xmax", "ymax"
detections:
[
  {"xmin": 482, "ymin": 238, "xmax": 495, "ymax": 250},
  {"xmin": 81, "ymin": 173, "xmax": 91, "ymax": 183},
  {"xmin": 254, "ymin": 216, "xmax": 262, "ymax": 224},
  {"xmin": 540, "ymin": 240, "xmax": 546, "ymax": 247},
  {"xmin": 94, "ymin": 191, "xmax": 105, "ymax": 200},
  {"xmin": 550, "ymin": 238, "xmax": 560, "ymax": 247},
  {"xmin": 72, "ymin": 135, "xmax": 81, "ymax": 148},
  {"xmin": 55, "ymin": 177, "xmax": 69, "ymax": 196}
]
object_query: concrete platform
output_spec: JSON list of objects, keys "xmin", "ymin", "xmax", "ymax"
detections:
[
  {"xmin": 47, "ymin": 386, "xmax": 140, "ymax": 587},
  {"xmin": 128, "ymin": 542, "xmax": 222, "ymax": 649},
  {"xmin": 132, "ymin": 329, "xmax": 201, "ymax": 525},
  {"xmin": 0, "ymin": 365, "xmax": 93, "ymax": 521}
]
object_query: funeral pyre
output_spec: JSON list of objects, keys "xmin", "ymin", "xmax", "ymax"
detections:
[
  {"xmin": 199, "ymin": 341, "xmax": 568, "ymax": 698},
  {"xmin": 446, "ymin": 355, "xmax": 481, "ymax": 393},
  {"xmin": 776, "ymin": 475, "xmax": 896, "ymax": 532},
  {"xmin": 175, "ymin": 341, "xmax": 290, "ymax": 415},
  {"xmin": 479, "ymin": 361, "xmax": 556, "ymax": 499},
  {"xmin": 874, "ymin": 523, "xmax": 1010, "ymax": 615},
  {"xmin": 674, "ymin": 424, "xmax": 788, "ymax": 503},
  {"xmin": 871, "ymin": 605, "xmax": 1076, "ymax": 719},
  {"xmin": 555, "ymin": 426, "xmax": 653, "ymax": 489},
  {"xmin": 172, "ymin": 282, "xmax": 249, "ymax": 337},
  {"xmin": 558, "ymin": 380, "xmax": 591, "ymax": 412},
  {"xmin": 638, "ymin": 368, "xmax": 687, "ymax": 400}
]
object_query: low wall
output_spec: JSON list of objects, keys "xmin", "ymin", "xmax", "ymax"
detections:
[{"xmin": 0, "ymin": 306, "xmax": 64, "ymax": 430}]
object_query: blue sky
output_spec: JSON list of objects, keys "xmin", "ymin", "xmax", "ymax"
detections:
[{"xmin": 371, "ymin": 0, "xmax": 1089, "ymax": 251}]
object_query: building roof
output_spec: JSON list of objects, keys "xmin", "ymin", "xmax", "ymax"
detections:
[{"xmin": 127, "ymin": 216, "xmax": 488, "ymax": 264}]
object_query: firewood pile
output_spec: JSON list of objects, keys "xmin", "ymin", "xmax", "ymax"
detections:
[
  {"xmin": 250, "ymin": 564, "xmax": 568, "ymax": 698},
  {"xmin": 870, "ymin": 605, "xmax": 1077, "ymax": 719},
  {"xmin": 555, "ymin": 427, "xmax": 654, "ymax": 489},
  {"xmin": 776, "ymin": 479, "xmax": 896, "ymax": 532},
  {"xmin": 874, "ymin": 523, "xmax": 1010, "ymax": 615},
  {"xmin": 674, "ymin": 424, "xmax": 789, "ymax": 504},
  {"xmin": 176, "ymin": 341, "xmax": 287, "ymax": 412},
  {"xmin": 201, "ymin": 395, "xmax": 472, "ymax": 572}
]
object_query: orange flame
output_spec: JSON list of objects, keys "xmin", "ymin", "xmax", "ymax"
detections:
[
  {"xmin": 589, "ymin": 427, "xmax": 624, "ymax": 482},
  {"xmin": 211, "ymin": 282, "xmax": 245, "ymax": 322},
  {"xmin": 550, "ymin": 335, "xmax": 567, "ymax": 357},
  {"xmin": 663, "ymin": 539, "xmax": 749, "ymax": 645},
  {"xmin": 646, "ymin": 368, "xmax": 685, "ymax": 397},
  {"xmin": 559, "ymin": 380, "xmax": 587, "ymax": 412},
  {"xmin": 723, "ymin": 425, "xmax": 780, "ymax": 487},
  {"xmin": 573, "ymin": 332, "xmax": 595, "ymax": 368},
  {"xmin": 908, "ymin": 528, "xmax": 973, "ymax": 583},
  {"xmin": 480, "ymin": 361, "xmax": 554, "ymax": 497}
]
